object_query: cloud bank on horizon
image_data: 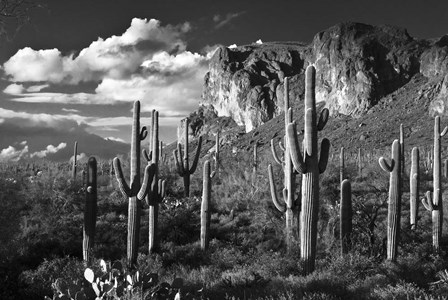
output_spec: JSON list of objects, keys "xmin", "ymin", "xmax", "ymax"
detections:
[{"xmin": 0, "ymin": 17, "xmax": 227, "ymax": 161}]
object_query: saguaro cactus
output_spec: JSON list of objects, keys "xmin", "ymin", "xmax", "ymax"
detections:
[
  {"xmin": 253, "ymin": 142, "xmax": 258, "ymax": 175},
  {"xmin": 340, "ymin": 147, "xmax": 345, "ymax": 183},
  {"xmin": 143, "ymin": 110, "xmax": 166, "ymax": 253},
  {"xmin": 340, "ymin": 179, "xmax": 352, "ymax": 255},
  {"xmin": 287, "ymin": 66, "xmax": 330, "ymax": 274},
  {"xmin": 114, "ymin": 100, "xmax": 155, "ymax": 268},
  {"xmin": 410, "ymin": 147, "xmax": 419, "ymax": 230},
  {"xmin": 173, "ymin": 118, "xmax": 203, "ymax": 197},
  {"xmin": 422, "ymin": 116, "xmax": 448, "ymax": 252},
  {"xmin": 379, "ymin": 139, "xmax": 402, "ymax": 262},
  {"xmin": 400, "ymin": 124, "xmax": 405, "ymax": 175},
  {"xmin": 201, "ymin": 160, "xmax": 215, "ymax": 250},
  {"xmin": 214, "ymin": 132, "xmax": 220, "ymax": 175},
  {"xmin": 72, "ymin": 141, "xmax": 78, "ymax": 180},
  {"xmin": 268, "ymin": 77, "xmax": 298, "ymax": 253},
  {"xmin": 83, "ymin": 157, "xmax": 97, "ymax": 264}
]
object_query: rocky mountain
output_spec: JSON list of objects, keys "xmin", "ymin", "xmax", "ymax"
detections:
[{"xmin": 200, "ymin": 22, "xmax": 448, "ymax": 133}]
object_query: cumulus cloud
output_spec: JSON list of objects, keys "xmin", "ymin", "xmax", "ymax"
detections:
[
  {"xmin": 255, "ymin": 39, "xmax": 263, "ymax": 44},
  {"xmin": 2, "ymin": 18, "xmax": 215, "ymax": 119},
  {"xmin": 0, "ymin": 144, "xmax": 29, "ymax": 162},
  {"xmin": 4, "ymin": 83, "xmax": 25, "ymax": 94},
  {"xmin": 30, "ymin": 142, "xmax": 67, "ymax": 158},
  {"xmin": 3, "ymin": 18, "xmax": 190, "ymax": 84},
  {"xmin": 70, "ymin": 152, "xmax": 88, "ymax": 163}
]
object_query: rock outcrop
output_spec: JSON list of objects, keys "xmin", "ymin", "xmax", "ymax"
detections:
[{"xmin": 201, "ymin": 22, "xmax": 448, "ymax": 132}]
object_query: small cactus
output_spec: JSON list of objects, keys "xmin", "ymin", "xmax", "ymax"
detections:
[
  {"xmin": 379, "ymin": 139, "xmax": 401, "ymax": 261},
  {"xmin": 173, "ymin": 118, "xmax": 203, "ymax": 197},
  {"xmin": 83, "ymin": 157, "xmax": 97, "ymax": 264},
  {"xmin": 340, "ymin": 179, "xmax": 352, "ymax": 255},
  {"xmin": 201, "ymin": 160, "xmax": 215, "ymax": 250},
  {"xmin": 410, "ymin": 147, "xmax": 419, "ymax": 230}
]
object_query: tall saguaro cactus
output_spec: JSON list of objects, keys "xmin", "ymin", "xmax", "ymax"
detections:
[
  {"xmin": 83, "ymin": 157, "xmax": 97, "ymax": 264},
  {"xmin": 173, "ymin": 118, "xmax": 203, "ymax": 197},
  {"xmin": 201, "ymin": 160, "xmax": 215, "ymax": 250},
  {"xmin": 268, "ymin": 77, "xmax": 298, "ymax": 253},
  {"xmin": 410, "ymin": 147, "xmax": 419, "ymax": 230},
  {"xmin": 287, "ymin": 66, "xmax": 330, "ymax": 274},
  {"xmin": 143, "ymin": 110, "xmax": 166, "ymax": 253},
  {"xmin": 422, "ymin": 116, "xmax": 448, "ymax": 252},
  {"xmin": 379, "ymin": 139, "xmax": 402, "ymax": 262},
  {"xmin": 114, "ymin": 100, "xmax": 155, "ymax": 268},
  {"xmin": 340, "ymin": 179, "xmax": 352, "ymax": 255}
]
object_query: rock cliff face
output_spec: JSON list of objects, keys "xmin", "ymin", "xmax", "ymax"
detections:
[{"xmin": 201, "ymin": 22, "xmax": 448, "ymax": 132}]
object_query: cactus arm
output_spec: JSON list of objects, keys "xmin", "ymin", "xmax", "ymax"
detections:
[
  {"xmin": 286, "ymin": 123, "xmax": 306, "ymax": 173},
  {"xmin": 142, "ymin": 149, "xmax": 152, "ymax": 163},
  {"xmin": 189, "ymin": 135, "xmax": 203, "ymax": 174},
  {"xmin": 173, "ymin": 149, "xmax": 184, "ymax": 175},
  {"xmin": 158, "ymin": 179, "xmax": 166, "ymax": 199},
  {"xmin": 422, "ymin": 191, "xmax": 434, "ymax": 211},
  {"xmin": 316, "ymin": 108, "xmax": 329, "ymax": 131},
  {"xmin": 268, "ymin": 164, "xmax": 286, "ymax": 213},
  {"xmin": 318, "ymin": 138, "xmax": 330, "ymax": 174},
  {"xmin": 379, "ymin": 157, "xmax": 394, "ymax": 172},
  {"xmin": 279, "ymin": 140, "xmax": 285, "ymax": 152},
  {"xmin": 282, "ymin": 188, "xmax": 288, "ymax": 205},
  {"xmin": 270, "ymin": 139, "xmax": 283, "ymax": 165},
  {"xmin": 177, "ymin": 143, "xmax": 185, "ymax": 172},
  {"xmin": 113, "ymin": 157, "xmax": 131, "ymax": 197},
  {"xmin": 140, "ymin": 126, "xmax": 147, "ymax": 140},
  {"xmin": 137, "ymin": 163, "xmax": 156, "ymax": 201},
  {"xmin": 441, "ymin": 126, "xmax": 448, "ymax": 137}
]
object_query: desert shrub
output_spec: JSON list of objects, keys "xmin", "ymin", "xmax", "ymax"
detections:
[{"xmin": 19, "ymin": 256, "xmax": 85, "ymax": 299}]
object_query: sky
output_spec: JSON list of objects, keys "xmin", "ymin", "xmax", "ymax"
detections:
[{"xmin": 1, "ymin": 0, "xmax": 448, "ymax": 162}]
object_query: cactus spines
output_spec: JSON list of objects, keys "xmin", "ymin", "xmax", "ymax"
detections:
[
  {"xmin": 72, "ymin": 141, "xmax": 78, "ymax": 180},
  {"xmin": 379, "ymin": 139, "xmax": 401, "ymax": 262},
  {"xmin": 173, "ymin": 118, "xmax": 203, "ymax": 197},
  {"xmin": 422, "ymin": 116, "xmax": 448, "ymax": 252},
  {"xmin": 410, "ymin": 147, "xmax": 419, "ymax": 230},
  {"xmin": 113, "ymin": 100, "xmax": 155, "ymax": 268},
  {"xmin": 83, "ymin": 157, "xmax": 97, "ymax": 264},
  {"xmin": 287, "ymin": 65, "xmax": 330, "ymax": 274},
  {"xmin": 201, "ymin": 160, "xmax": 214, "ymax": 250},
  {"xmin": 267, "ymin": 77, "xmax": 298, "ymax": 253},
  {"xmin": 143, "ymin": 110, "xmax": 166, "ymax": 253},
  {"xmin": 340, "ymin": 179, "xmax": 352, "ymax": 255}
]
